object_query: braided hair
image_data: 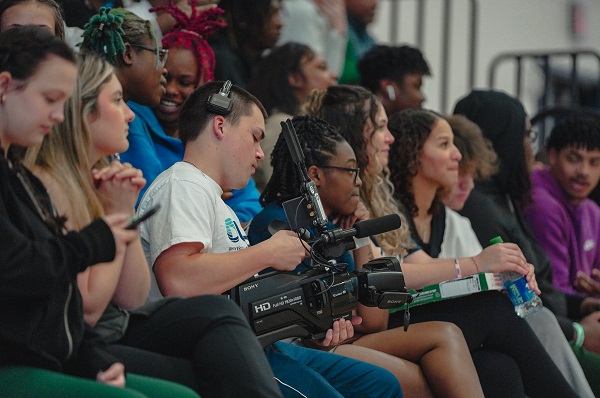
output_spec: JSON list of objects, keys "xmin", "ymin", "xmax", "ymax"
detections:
[
  {"xmin": 152, "ymin": 1, "xmax": 225, "ymax": 82},
  {"xmin": 260, "ymin": 115, "xmax": 345, "ymax": 206},
  {"xmin": 80, "ymin": 8, "xmax": 155, "ymax": 66},
  {"xmin": 302, "ymin": 86, "xmax": 414, "ymax": 256}
]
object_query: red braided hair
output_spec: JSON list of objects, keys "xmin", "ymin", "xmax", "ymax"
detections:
[{"xmin": 151, "ymin": 1, "xmax": 225, "ymax": 82}]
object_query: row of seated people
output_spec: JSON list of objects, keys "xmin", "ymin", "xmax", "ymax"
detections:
[{"xmin": 1, "ymin": 0, "xmax": 600, "ymax": 397}]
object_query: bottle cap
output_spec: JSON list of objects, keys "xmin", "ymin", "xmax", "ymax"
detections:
[{"xmin": 490, "ymin": 236, "xmax": 504, "ymax": 244}]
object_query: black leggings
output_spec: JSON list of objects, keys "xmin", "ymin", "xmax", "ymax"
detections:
[
  {"xmin": 389, "ymin": 291, "xmax": 577, "ymax": 398},
  {"xmin": 105, "ymin": 295, "xmax": 282, "ymax": 398}
]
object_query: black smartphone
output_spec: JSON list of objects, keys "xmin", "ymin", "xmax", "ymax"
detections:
[{"xmin": 125, "ymin": 204, "xmax": 161, "ymax": 230}]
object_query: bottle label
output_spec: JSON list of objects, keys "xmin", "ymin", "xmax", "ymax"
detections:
[{"xmin": 504, "ymin": 276, "xmax": 535, "ymax": 305}]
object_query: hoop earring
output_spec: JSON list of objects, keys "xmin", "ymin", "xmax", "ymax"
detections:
[{"xmin": 0, "ymin": 93, "xmax": 5, "ymax": 104}]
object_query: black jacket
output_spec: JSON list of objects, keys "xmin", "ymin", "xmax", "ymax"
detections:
[
  {"xmin": 0, "ymin": 155, "xmax": 116, "ymax": 377},
  {"xmin": 454, "ymin": 90, "xmax": 576, "ymax": 340}
]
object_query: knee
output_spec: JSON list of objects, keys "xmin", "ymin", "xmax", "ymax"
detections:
[
  {"xmin": 187, "ymin": 295, "xmax": 246, "ymax": 321},
  {"xmin": 432, "ymin": 321, "xmax": 467, "ymax": 347}
]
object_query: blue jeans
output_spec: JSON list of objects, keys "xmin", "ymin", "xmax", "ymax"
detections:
[{"xmin": 266, "ymin": 342, "xmax": 403, "ymax": 398}]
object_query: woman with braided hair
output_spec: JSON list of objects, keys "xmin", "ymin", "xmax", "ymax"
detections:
[
  {"xmin": 148, "ymin": 0, "xmax": 225, "ymax": 138},
  {"xmin": 85, "ymin": 4, "xmax": 261, "ymax": 220},
  {"xmin": 300, "ymin": 86, "xmax": 585, "ymax": 397},
  {"xmin": 96, "ymin": 3, "xmax": 217, "ymax": 201},
  {"xmin": 301, "ymin": 86, "xmax": 535, "ymax": 287},
  {"xmin": 80, "ymin": 7, "xmax": 167, "ymax": 108},
  {"xmin": 249, "ymin": 115, "xmax": 485, "ymax": 398}
]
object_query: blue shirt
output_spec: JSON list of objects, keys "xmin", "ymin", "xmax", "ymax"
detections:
[{"xmin": 248, "ymin": 202, "xmax": 355, "ymax": 273}]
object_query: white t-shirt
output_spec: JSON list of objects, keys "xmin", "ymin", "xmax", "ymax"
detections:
[
  {"xmin": 139, "ymin": 162, "xmax": 248, "ymax": 301},
  {"xmin": 439, "ymin": 207, "xmax": 482, "ymax": 258}
]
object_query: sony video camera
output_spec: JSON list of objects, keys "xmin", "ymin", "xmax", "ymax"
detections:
[{"xmin": 230, "ymin": 119, "xmax": 412, "ymax": 347}]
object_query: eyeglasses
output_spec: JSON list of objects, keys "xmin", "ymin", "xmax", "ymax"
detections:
[
  {"xmin": 131, "ymin": 44, "xmax": 169, "ymax": 69},
  {"xmin": 526, "ymin": 128, "xmax": 539, "ymax": 142},
  {"xmin": 316, "ymin": 165, "xmax": 361, "ymax": 183}
]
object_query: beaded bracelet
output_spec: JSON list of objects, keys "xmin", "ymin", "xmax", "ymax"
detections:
[{"xmin": 454, "ymin": 258, "xmax": 462, "ymax": 279}]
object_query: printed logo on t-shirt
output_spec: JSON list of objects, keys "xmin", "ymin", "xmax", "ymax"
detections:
[
  {"xmin": 225, "ymin": 217, "xmax": 249, "ymax": 244},
  {"xmin": 584, "ymin": 239, "xmax": 595, "ymax": 252}
]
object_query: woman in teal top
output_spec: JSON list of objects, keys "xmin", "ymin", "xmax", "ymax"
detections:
[{"xmin": 249, "ymin": 115, "xmax": 486, "ymax": 398}]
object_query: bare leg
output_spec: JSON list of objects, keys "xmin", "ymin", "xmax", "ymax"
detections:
[
  {"xmin": 350, "ymin": 321, "xmax": 484, "ymax": 398},
  {"xmin": 333, "ymin": 344, "xmax": 433, "ymax": 398}
]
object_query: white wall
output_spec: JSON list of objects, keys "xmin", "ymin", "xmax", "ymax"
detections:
[{"xmin": 369, "ymin": 0, "xmax": 600, "ymax": 115}]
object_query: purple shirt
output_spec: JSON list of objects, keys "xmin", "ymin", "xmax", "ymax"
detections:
[{"xmin": 525, "ymin": 167, "xmax": 600, "ymax": 295}]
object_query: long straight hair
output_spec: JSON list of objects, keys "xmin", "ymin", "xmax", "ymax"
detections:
[{"xmin": 24, "ymin": 53, "xmax": 114, "ymax": 229}]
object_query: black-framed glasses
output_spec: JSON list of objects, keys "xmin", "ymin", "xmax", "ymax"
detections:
[
  {"xmin": 131, "ymin": 44, "xmax": 169, "ymax": 69},
  {"xmin": 316, "ymin": 165, "xmax": 360, "ymax": 183}
]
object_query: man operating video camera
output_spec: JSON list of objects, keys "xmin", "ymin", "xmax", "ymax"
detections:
[{"xmin": 138, "ymin": 81, "xmax": 403, "ymax": 398}]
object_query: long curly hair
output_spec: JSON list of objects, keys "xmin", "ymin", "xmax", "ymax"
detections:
[
  {"xmin": 388, "ymin": 109, "xmax": 441, "ymax": 218},
  {"xmin": 152, "ymin": 1, "xmax": 225, "ymax": 83},
  {"xmin": 302, "ymin": 85, "xmax": 413, "ymax": 256}
]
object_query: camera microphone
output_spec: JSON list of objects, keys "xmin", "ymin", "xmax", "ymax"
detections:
[{"xmin": 318, "ymin": 214, "xmax": 401, "ymax": 244}]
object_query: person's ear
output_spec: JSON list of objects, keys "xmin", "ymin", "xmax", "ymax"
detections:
[
  {"xmin": 120, "ymin": 43, "xmax": 135, "ymax": 66},
  {"xmin": 0, "ymin": 71, "xmax": 12, "ymax": 103},
  {"xmin": 307, "ymin": 165, "xmax": 323, "ymax": 186},
  {"xmin": 288, "ymin": 72, "xmax": 304, "ymax": 89},
  {"xmin": 547, "ymin": 148, "xmax": 558, "ymax": 167},
  {"xmin": 212, "ymin": 115, "xmax": 226, "ymax": 140}
]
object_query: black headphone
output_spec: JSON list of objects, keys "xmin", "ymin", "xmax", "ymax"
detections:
[{"xmin": 207, "ymin": 80, "xmax": 233, "ymax": 115}]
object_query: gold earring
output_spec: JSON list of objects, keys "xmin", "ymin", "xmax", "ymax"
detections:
[{"xmin": 0, "ymin": 94, "xmax": 5, "ymax": 104}]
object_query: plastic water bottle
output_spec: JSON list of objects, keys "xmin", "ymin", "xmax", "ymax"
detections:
[{"xmin": 490, "ymin": 236, "xmax": 542, "ymax": 317}]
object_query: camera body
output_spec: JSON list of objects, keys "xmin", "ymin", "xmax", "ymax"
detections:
[
  {"xmin": 229, "ymin": 118, "xmax": 412, "ymax": 347},
  {"xmin": 230, "ymin": 256, "xmax": 412, "ymax": 347}
]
